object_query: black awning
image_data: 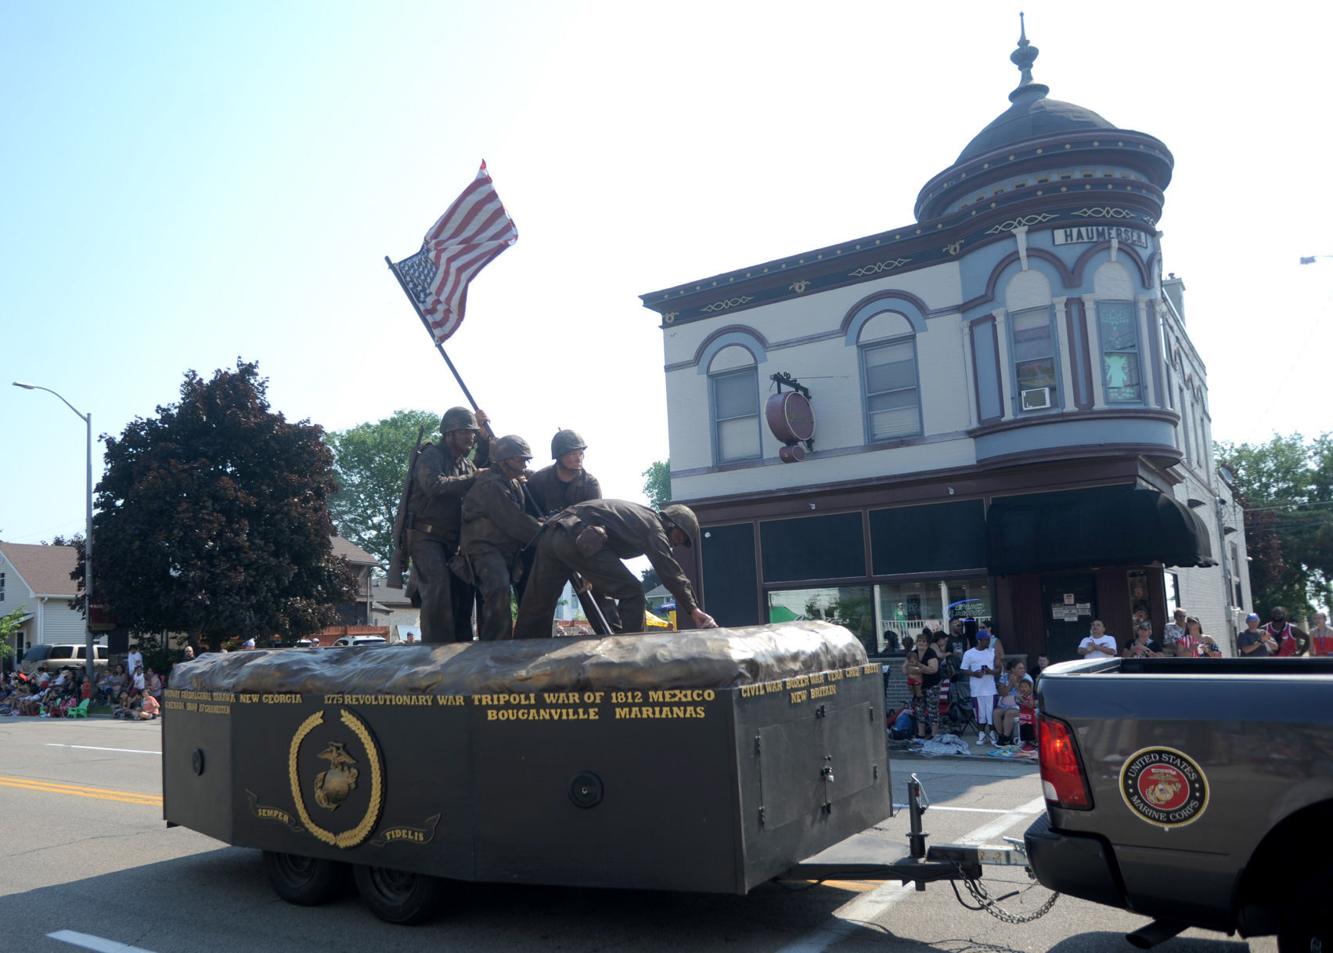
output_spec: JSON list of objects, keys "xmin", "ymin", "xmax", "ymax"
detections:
[{"xmin": 988, "ymin": 485, "xmax": 1215, "ymax": 575}]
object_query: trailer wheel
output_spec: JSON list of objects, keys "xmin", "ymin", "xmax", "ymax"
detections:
[
  {"xmin": 353, "ymin": 863, "xmax": 443, "ymax": 924},
  {"xmin": 263, "ymin": 851, "xmax": 347, "ymax": 906}
]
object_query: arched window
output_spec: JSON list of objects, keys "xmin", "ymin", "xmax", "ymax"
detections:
[
  {"xmin": 708, "ymin": 345, "xmax": 761, "ymax": 463},
  {"xmin": 857, "ymin": 312, "xmax": 921, "ymax": 442}
]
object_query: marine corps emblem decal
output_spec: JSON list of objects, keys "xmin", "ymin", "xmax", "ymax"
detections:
[
  {"xmin": 288, "ymin": 709, "xmax": 384, "ymax": 848},
  {"xmin": 1119, "ymin": 746, "xmax": 1209, "ymax": 830}
]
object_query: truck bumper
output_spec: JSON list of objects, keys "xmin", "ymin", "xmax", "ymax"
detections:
[{"xmin": 1024, "ymin": 814, "xmax": 1126, "ymax": 909}]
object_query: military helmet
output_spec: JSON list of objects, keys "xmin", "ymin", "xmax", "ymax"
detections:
[
  {"xmin": 440, "ymin": 406, "xmax": 480, "ymax": 434},
  {"xmin": 492, "ymin": 434, "xmax": 533, "ymax": 462},
  {"xmin": 660, "ymin": 504, "xmax": 700, "ymax": 548},
  {"xmin": 551, "ymin": 429, "xmax": 587, "ymax": 459}
]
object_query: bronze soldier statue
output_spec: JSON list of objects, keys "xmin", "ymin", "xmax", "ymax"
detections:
[
  {"xmin": 513, "ymin": 500, "xmax": 718, "ymax": 638},
  {"xmin": 406, "ymin": 406, "xmax": 487, "ymax": 643},
  {"xmin": 526, "ymin": 430, "xmax": 602, "ymax": 515},
  {"xmin": 453, "ymin": 435, "xmax": 543, "ymax": 641}
]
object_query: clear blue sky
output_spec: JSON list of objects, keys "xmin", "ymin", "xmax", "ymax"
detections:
[{"xmin": 4, "ymin": 1, "xmax": 1331, "ymax": 543}]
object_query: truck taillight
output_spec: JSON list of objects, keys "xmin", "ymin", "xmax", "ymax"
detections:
[{"xmin": 1038, "ymin": 713, "xmax": 1092, "ymax": 810}]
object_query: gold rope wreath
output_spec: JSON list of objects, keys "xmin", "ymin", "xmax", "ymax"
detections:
[{"xmin": 288, "ymin": 708, "xmax": 384, "ymax": 848}]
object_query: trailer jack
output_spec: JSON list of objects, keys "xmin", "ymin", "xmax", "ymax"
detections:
[{"xmin": 784, "ymin": 773, "xmax": 1056, "ymax": 921}]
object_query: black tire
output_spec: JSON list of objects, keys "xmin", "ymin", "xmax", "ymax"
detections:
[
  {"xmin": 1277, "ymin": 865, "xmax": 1333, "ymax": 953},
  {"xmin": 353, "ymin": 863, "xmax": 444, "ymax": 925},
  {"xmin": 263, "ymin": 850, "xmax": 348, "ymax": 906}
]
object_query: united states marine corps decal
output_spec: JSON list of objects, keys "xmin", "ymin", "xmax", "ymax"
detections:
[
  {"xmin": 288, "ymin": 709, "xmax": 384, "ymax": 848},
  {"xmin": 1119, "ymin": 746, "xmax": 1209, "ymax": 830}
]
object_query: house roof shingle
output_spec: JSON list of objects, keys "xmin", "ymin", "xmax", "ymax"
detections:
[
  {"xmin": 330, "ymin": 536, "xmax": 378, "ymax": 567},
  {"xmin": 0, "ymin": 541, "xmax": 79, "ymax": 596}
]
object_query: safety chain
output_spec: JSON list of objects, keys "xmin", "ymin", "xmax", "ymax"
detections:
[{"xmin": 954, "ymin": 876, "xmax": 1060, "ymax": 924}]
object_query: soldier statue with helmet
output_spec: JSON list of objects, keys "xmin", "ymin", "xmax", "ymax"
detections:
[
  {"xmin": 513, "ymin": 500, "xmax": 718, "ymax": 638},
  {"xmin": 526, "ymin": 429, "xmax": 603, "ymax": 517},
  {"xmin": 404, "ymin": 406, "xmax": 490, "ymax": 643},
  {"xmin": 452, "ymin": 435, "xmax": 545, "ymax": 641}
]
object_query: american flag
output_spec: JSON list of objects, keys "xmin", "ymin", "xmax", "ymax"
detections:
[{"xmin": 391, "ymin": 162, "xmax": 518, "ymax": 344}]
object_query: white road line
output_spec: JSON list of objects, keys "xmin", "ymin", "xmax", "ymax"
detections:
[
  {"xmin": 45, "ymin": 744, "xmax": 160, "ymax": 756},
  {"xmin": 893, "ymin": 803, "xmax": 1016, "ymax": 815},
  {"xmin": 774, "ymin": 795, "xmax": 1048, "ymax": 953},
  {"xmin": 47, "ymin": 930, "xmax": 158, "ymax": 953}
]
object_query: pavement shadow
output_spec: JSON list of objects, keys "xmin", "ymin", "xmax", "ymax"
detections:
[
  {"xmin": 1047, "ymin": 931, "xmax": 1255, "ymax": 952},
  {"xmin": 0, "ymin": 846, "xmax": 943, "ymax": 953}
]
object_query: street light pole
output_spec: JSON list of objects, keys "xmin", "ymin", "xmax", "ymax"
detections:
[{"xmin": 13, "ymin": 382, "xmax": 96, "ymax": 683}]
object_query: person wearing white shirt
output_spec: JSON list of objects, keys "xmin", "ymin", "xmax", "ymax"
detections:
[
  {"xmin": 126, "ymin": 647, "xmax": 144, "ymax": 681},
  {"xmin": 961, "ymin": 629, "xmax": 999, "ymax": 745},
  {"xmin": 1078, "ymin": 620, "xmax": 1118, "ymax": 659}
]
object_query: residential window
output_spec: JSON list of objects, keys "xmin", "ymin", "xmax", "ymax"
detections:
[
  {"xmin": 710, "ymin": 365, "xmax": 761, "ymax": 463},
  {"xmin": 1010, "ymin": 307, "xmax": 1058, "ymax": 412},
  {"xmin": 861, "ymin": 337, "xmax": 922, "ymax": 441},
  {"xmin": 0, "ymin": 571, "xmax": 5, "ymax": 602},
  {"xmin": 1096, "ymin": 301, "xmax": 1142, "ymax": 402}
]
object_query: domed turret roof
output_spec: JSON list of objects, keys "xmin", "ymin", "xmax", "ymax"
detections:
[
  {"xmin": 955, "ymin": 86, "xmax": 1115, "ymax": 164},
  {"xmin": 913, "ymin": 16, "xmax": 1172, "ymax": 223}
]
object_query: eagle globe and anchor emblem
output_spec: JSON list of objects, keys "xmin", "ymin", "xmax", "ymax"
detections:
[{"xmin": 288, "ymin": 709, "xmax": 385, "ymax": 848}]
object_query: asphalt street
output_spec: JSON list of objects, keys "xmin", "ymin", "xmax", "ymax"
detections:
[{"xmin": 0, "ymin": 718, "xmax": 1276, "ymax": 953}]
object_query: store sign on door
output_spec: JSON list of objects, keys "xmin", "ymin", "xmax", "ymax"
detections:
[{"xmin": 1051, "ymin": 604, "xmax": 1080, "ymax": 622}]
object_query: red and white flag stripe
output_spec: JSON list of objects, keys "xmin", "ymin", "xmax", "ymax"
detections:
[{"xmin": 394, "ymin": 162, "xmax": 518, "ymax": 344}]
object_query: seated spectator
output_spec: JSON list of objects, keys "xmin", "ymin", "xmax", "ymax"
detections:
[
  {"xmin": 1013, "ymin": 677, "xmax": 1038, "ymax": 750},
  {"xmin": 1262, "ymin": 607, "xmax": 1307, "ymax": 656},
  {"xmin": 112, "ymin": 692, "xmax": 140, "ymax": 719},
  {"xmin": 1238, "ymin": 613, "xmax": 1277, "ymax": 656},
  {"xmin": 1176, "ymin": 617, "xmax": 1206, "ymax": 657},
  {"xmin": 1078, "ymin": 620, "xmax": 1118, "ymax": 659},
  {"xmin": 139, "ymin": 693, "xmax": 160, "ymax": 720},
  {"xmin": 146, "ymin": 668, "xmax": 164, "ymax": 700},
  {"xmin": 131, "ymin": 664, "xmax": 146, "ymax": 696},
  {"xmin": 1162, "ymin": 609, "xmax": 1189, "ymax": 656},
  {"xmin": 1032, "ymin": 654, "xmax": 1051, "ymax": 683},
  {"xmin": 994, "ymin": 660, "xmax": 1033, "ymax": 745},
  {"xmin": 1197, "ymin": 634, "xmax": 1223, "ymax": 657},
  {"xmin": 1123, "ymin": 621, "xmax": 1161, "ymax": 658},
  {"xmin": 1310, "ymin": 611, "xmax": 1333, "ymax": 657}
]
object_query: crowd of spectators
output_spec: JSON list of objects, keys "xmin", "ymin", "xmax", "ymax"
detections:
[
  {"xmin": 0, "ymin": 654, "xmax": 166, "ymax": 719},
  {"xmin": 901, "ymin": 620, "xmax": 1038, "ymax": 751}
]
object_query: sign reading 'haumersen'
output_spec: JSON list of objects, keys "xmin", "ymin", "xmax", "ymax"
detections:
[{"xmin": 1051, "ymin": 225, "xmax": 1151, "ymax": 249}]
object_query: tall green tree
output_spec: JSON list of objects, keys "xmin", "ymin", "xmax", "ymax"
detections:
[
  {"xmin": 1218, "ymin": 433, "xmax": 1333, "ymax": 618},
  {"xmin": 642, "ymin": 460, "xmax": 671, "ymax": 511},
  {"xmin": 328, "ymin": 409, "xmax": 439, "ymax": 568},
  {"xmin": 86, "ymin": 360, "xmax": 355, "ymax": 650}
]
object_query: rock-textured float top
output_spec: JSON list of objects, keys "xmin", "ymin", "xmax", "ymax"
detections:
[{"xmin": 170, "ymin": 622, "xmax": 866, "ymax": 695}]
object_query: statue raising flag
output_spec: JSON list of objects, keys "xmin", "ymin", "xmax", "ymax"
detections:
[{"xmin": 388, "ymin": 161, "xmax": 518, "ymax": 344}]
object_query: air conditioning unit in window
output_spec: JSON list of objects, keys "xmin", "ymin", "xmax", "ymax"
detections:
[{"xmin": 1020, "ymin": 387, "xmax": 1052, "ymax": 411}]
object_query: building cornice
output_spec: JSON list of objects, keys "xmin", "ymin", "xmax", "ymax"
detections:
[{"xmin": 640, "ymin": 188, "xmax": 1162, "ymax": 328}]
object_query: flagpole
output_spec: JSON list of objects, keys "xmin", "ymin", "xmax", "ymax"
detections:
[{"xmin": 384, "ymin": 255, "xmax": 493, "ymax": 438}]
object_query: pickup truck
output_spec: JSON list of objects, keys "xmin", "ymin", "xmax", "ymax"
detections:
[{"xmin": 1024, "ymin": 656, "xmax": 1333, "ymax": 951}]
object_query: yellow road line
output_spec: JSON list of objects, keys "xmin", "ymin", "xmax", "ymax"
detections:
[
  {"xmin": 0, "ymin": 775, "xmax": 161, "ymax": 807},
  {"xmin": 814, "ymin": 879, "xmax": 887, "ymax": 893}
]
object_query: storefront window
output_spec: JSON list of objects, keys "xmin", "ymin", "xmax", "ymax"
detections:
[
  {"xmin": 875, "ymin": 577, "xmax": 992, "ymax": 655},
  {"xmin": 768, "ymin": 586, "xmax": 875, "ymax": 656}
]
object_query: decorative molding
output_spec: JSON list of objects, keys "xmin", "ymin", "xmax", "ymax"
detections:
[
  {"xmin": 1014, "ymin": 224, "xmax": 1030, "ymax": 272},
  {"xmin": 789, "ymin": 280, "xmax": 811, "ymax": 293},
  {"xmin": 700, "ymin": 295, "xmax": 754, "ymax": 313},
  {"xmin": 848, "ymin": 258, "xmax": 911, "ymax": 278},
  {"xmin": 1072, "ymin": 207, "xmax": 1135, "ymax": 220},
  {"xmin": 663, "ymin": 312, "xmax": 678, "ymax": 324},
  {"xmin": 942, "ymin": 239, "xmax": 965, "ymax": 256},
  {"xmin": 985, "ymin": 212, "xmax": 1056, "ymax": 235}
]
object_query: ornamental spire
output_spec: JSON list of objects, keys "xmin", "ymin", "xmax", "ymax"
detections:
[{"xmin": 1011, "ymin": 12, "xmax": 1038, "ymax": 86}]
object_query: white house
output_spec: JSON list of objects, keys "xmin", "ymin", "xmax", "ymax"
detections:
[{"xmin": 0, "ymin": 541, "xmax": 90, "ymax": 661}]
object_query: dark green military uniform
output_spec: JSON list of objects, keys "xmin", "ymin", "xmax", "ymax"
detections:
[
  {"xmin": 455, "ymin": 469, "xmax": 543, "ymax": 641},
  {"xmin": 407, "ymin": 442, "xmax": 479, "ymax": 643},
  {"xmin": 513, "ymin": 500, "xmax": 699, "ymax": 639},
  {"xmin": 526, "ymin": 466, "xmax": 602, "ymax": 516}
]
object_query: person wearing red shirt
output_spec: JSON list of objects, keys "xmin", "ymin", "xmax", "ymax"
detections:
[
  {"xmin": 1262, "ymin": 607, "xmax": 1308, "ymax": 657},
  {"xmin": 1310, "ymin": 611, "xmax": 1333, "ymax": 657}
]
